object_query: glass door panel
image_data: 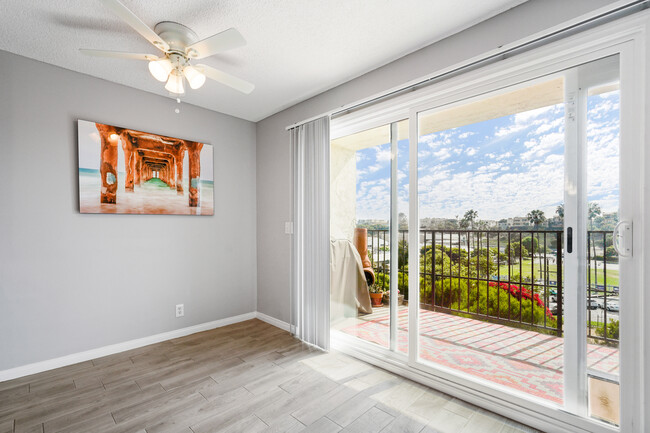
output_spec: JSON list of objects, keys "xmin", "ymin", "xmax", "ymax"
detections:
[
  {"xmin": 330, "ymin": 120, "xmax": 409, "ymax": 354},
  {"xmin": 414, "ymin": 76, "xmax": 567, "ymax": 404}
]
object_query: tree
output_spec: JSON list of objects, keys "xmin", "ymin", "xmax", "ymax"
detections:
[
  {"xmin": 506, "ymin": 241, "xmax": 528, "ymax": 263},
  {"xmin": 605, "ymin": 246, "xmax": 618, "ymax": 261},
  {"xmin": 462, "ymin": 209, "xmax": 478, "ymax": 230},
  {"xmin": 521, "ymin": 236, "xmax": 539, "ymax": 256},
  {"xmin": 527, "ymin": 210, "xmax": 546, "ymax": 274},
  {"xmin": 527, "ymin": 209, "xmax": 546, "ymax": 228},
  {"xmin": 588, "ymin": 202, "xmax": 602, "ymax": 230},
  {"xmin": 556, "ymin": 204, "xmax": 564, "ymax": 218},
  {"xmin": 588, "ymin": 202, "xmax": 602, "ymax": 272}
]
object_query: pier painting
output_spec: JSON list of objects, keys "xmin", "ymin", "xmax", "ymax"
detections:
[{"xmin": 78, "ymin": 120, "xmax": 213, "ymax": 215}]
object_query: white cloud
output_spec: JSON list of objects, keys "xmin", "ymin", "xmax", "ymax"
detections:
[
  {"xmin": 494, "ymin": 104, "xmax": 559, "ymax": 138},
  {"xmin": 533, "ymin": 116, "xmax": 563, "ymax": 135},
  {"xmin": 433, "ymin": 148, "xmax": 452, "ymax": 160},
  {"xmin": 375, "ymin": 147, "xmax": 392, "ymax": 163},
  {"xmin": 495, "ymin": 122, "xmax": 528, "ymax": 138},
  {"xmin": 521, "ymin": 132, "xmax": 563, "ymax": 160}
]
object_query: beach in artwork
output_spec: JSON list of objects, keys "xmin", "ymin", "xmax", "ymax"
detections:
[{"xmin": 78, "ymin": 120, "xmax": 214, "ymax": 215}]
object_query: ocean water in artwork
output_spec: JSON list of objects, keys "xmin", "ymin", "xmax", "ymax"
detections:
[
  {"xmin": 78, "ymin": 120, "xmax": 214, "ymax": 215},
  {"xmin": 79, "ymin": 168, "xmax": 214, "ymax": 215}
]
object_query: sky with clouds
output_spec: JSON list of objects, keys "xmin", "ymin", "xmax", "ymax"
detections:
[{"xmin": 355, "ymin": 90, "xmax": 620, "ymax": 222}]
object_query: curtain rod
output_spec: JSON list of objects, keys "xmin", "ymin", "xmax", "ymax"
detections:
[{"xmin": 286, "ymin": 0, "xmax": 648, "ymax": 131}]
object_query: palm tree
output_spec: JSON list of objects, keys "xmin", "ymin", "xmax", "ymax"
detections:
[
  {"xmin": 588, "ymin": 202, "xmax": 602, "ymax": 286},
  {"xmin": 463, "ymin": 209, "xmax": 478, "ymax": 230},
  {"xmin": 461, "ymin": 209, "xmax": 479, "ymax": 256},
  {"xmin": 527, "ymin": 209, "xmax": 546, "ymax": 229},
  {"xmin": 527, "ymin": 210, "xmax": 546, "ymax": 282}
]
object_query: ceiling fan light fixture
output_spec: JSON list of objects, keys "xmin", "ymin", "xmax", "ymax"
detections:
[
  {"xmin": 148, "ymin": 58, "xmax": 173, "ymax": 82},
  {"xmin": 165, "ymin": 70, "xmax": 185, "ymax": 94},
  {"xmin": 183, "ymin": 65, "xmax": 206, "ymax": 89},
  {"xmin": 82, "ymin": 3, "xmax": 254, "ymax": 95}
]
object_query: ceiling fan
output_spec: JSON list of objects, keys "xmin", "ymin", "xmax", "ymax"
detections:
[{"xmin": 80, "ymin": 0, "xmax": 254, "ymax": 95}]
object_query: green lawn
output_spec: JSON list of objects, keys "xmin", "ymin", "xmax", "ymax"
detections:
[{"xmin": 495, "ymin": 258, "xmax": 619, "ymax": 287}]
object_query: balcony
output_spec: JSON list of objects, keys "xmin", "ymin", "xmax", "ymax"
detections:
[{"xmin": 336, "ymin": 229, "xmax": 620, "ymax": 405}]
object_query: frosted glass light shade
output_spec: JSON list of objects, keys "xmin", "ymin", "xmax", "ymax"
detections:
[
  {"xmin": 148, "ymin": 59, "xmax": 173, "ymax": 82},
  {"xmin": 183, "ymin": 66, "xmax": 206, "ymax": 89},
  {"xmin": 165, "ymin": 70, "xmax": 185, "ymax": 94}
]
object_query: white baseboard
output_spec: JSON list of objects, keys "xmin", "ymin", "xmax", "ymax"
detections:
[
  {"xmin": 255, "ymin": 312, "xmax": 291, "ymax": 332},
  {"xmin": 0, "ymin": 311, "xmax": 258, "ymax": 383}
]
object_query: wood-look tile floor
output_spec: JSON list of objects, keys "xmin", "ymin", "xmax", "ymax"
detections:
[{"xmin": 0, "ymin": 319, "xmax": 541, "ymax": 433}]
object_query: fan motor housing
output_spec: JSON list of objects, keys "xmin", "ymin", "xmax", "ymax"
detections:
[{"xmin": 154, "ymin": 21, "xmax": 198, "ymax": 52}]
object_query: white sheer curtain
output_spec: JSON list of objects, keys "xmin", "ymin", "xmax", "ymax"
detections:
[{"xmin": 290, "ymin": 116, "xmax": 330, "ymax": 350}]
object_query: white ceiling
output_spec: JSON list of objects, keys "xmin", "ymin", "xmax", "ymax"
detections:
[{"xmin": 0, "ymin": 0, "xmax": 527, "ymax": 121}]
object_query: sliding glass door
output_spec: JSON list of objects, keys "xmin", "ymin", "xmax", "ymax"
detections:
[
  {"xmin": 328, "ymin": 31, "xmax": 643, "ymax": 429},
  {"xmin": 408, "ymin": 55, "xmax": 629, "ymax": 425}
]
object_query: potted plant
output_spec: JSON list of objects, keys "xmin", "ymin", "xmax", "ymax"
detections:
[
  {"xmin": 369, "ymin": 284, "xmax": 384, "ymax": 307},
  {"xmin": 383, "ymin": 289, "xmax": 405, "ymax": 306}
]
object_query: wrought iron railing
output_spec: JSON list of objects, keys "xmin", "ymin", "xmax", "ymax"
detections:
[
  {"xmin": 366, "ymin": 228, "xmax": 619, "ymax": 342},
  {"xmin": 587, "ymin": 231, "xmax": 619, "ymax": 344}
]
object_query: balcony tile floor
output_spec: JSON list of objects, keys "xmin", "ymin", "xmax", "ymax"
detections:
[{"xmin": 340, "ymin": 306, "xmax": 619, "ymax": 405}]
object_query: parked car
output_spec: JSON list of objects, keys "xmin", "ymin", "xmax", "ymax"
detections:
[
  {"xmin": 549, "ymin": 302, "xmax": 558, "ymax": 315},
  {"xmin": 606, "ymin": 301, "xmax": 619, "ymax": 312},
  {"xmin": 587, "ymin": 300, "xmax": 599, "ymax": 310},
  {"xmin": 595, "ymin": 299, "xmax": 606, "ymax": 309}
]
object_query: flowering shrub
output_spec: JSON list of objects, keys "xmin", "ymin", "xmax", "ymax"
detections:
[
  {"xmin": 488, "ymin": 282, "xmax": 554, "ymax": 318},
  {"xmin": 421, "ymin": 278, "xmax": 557, "ymax": 330}
]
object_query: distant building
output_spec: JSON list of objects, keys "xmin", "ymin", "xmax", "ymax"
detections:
[
  {"xmin": 484, "ymin": 220, "xmax": 499, "ymax": 229},
  {"xmin": 507, "ymin": 217, "xmax": 531, "ymax": 229}
]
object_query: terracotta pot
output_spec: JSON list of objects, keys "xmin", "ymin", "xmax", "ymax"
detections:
[
  {"xmin": 353, "ymin": 228, "xmax": 376, "ymax": 286},
  {"xmin": 369, "ymin": 292, "xmax": 383, "ymax": 307}
]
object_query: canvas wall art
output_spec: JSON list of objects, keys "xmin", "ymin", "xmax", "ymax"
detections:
[{"xmin": 78, "ymin": 120, "xmax": 214, "ymax": 215}]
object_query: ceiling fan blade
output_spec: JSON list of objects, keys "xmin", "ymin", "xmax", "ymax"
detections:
[
  {"xmin": 100, "ymin": 0, "xmax": 169, "ymax": 52},
  {"xmin": 196, "ymin": 64, "xmax": 255, "ymax": 94},
  {"xmin": 80, "ymin": 49, "xmax": 159, "ymax": 61},
  {"xmin": 186, "ymin": 28, "xmax": 245, "ymax": 59}
]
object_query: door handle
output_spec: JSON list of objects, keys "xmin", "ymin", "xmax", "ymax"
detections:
[{"xmin": 613, "ymin": 220, "xmax": 632, "ymax": 257}]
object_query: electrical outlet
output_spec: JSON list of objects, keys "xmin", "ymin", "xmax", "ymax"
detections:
[{"xmin": 175, "ymin": 304, "xmax": 184, "ymax": 318}]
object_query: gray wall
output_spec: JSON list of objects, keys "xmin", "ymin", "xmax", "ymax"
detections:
[
  {"xmin": 0, "ymin": 50, "xmax": 257, "ymax": 370},
  {"xmin": 255, "ymin": 0, "xmax": 617, "ymax": 323}
]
